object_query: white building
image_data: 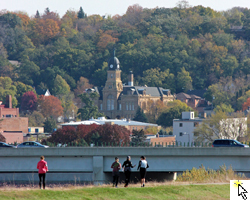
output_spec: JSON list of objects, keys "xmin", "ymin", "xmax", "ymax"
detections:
[
  {"xmin": 173, "ymin": 111, "xmax": 247, "ymax": 144},
  {"xmin": 173, "ymin": 112, "xmax": 203, "ymax": 144}
]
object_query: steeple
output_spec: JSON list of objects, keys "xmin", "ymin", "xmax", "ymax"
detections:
[{"xmin": 108, "ymin": 48, "xmax": 120, "ymax": 70}]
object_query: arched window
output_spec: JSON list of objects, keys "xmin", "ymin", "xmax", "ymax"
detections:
[{"xmin": 107, "ymin": 94, "xmax": 114, "ymax": 110}]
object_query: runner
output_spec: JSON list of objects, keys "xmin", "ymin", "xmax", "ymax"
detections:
[
  {"xmin": 122, "ymin": 156, "xmax": 136, "ymax": 187},
  {"xmin": 137, "ymin": 156, "xmax": 149, "ymax": 187},
  {"xmin": 111, "ymin": 157, "xmax": 121, "ymax": 187},
  {"xmin": 37, "ymin": 156, "xmax": 48, "ymax": 189}
]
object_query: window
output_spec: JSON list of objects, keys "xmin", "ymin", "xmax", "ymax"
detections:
[
  {"xmin": 192, "ymin": 113, "xmax": 194, "ymax": 118},
  {"xmin": 35, "ymin": 129, "xmax": 39, "ymax": 133},
  {"xmin": 179, "ymin": 123, "xmax": 183, "ymax": 127},
  {"xmin": 100, "ymin": 104, "xmax": 103, "ymax": 110},
  {"xmin": 119, "ymin": 103, "xmax": 121, "ymax": 110},
  {"xmin": 132, "ymin": 102, "xmax": 134, "ymax": 110},
  {"xmin": 126, "ymin": 102, "xmax": 128, "ymax": 110},
  {"xmin": 129, "ymin": 102, "xmax": 131, "ymax": 110},
  {"xmin": 109, "ymin": 85, "xmax": 112, "ymax": 89},
  {"xmin": 107, "ymin": 95, "xmax": 114, "ymax": 110},
  {"xmin": 179, "ymin": 132, "xmax": 183, "ymax": 136},
  {"xmin": 110, "ymin": 74, "xmax": 113, "ymax": 78}
]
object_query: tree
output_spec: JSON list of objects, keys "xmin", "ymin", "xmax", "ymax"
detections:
[
  {"xmin": 52, "ymin": 74, "xmax": 70, "ymax": 96},
  {"xmin": 38, "ymin": 95, "xmax": 63, "ymax": 119},
  {"xmin": 194, "ymin": 111, "xmax": 247, "ymax": 142},
  {"xmin": 27, "ymin": 111, "xmax": 44, "ymax": 127},
  {"xmin": 21, "ymin": 91, "xmax": 37, "ymax": 112},
  {"xmin": 44, "ymin": 117, "xmax": 57, "ymax": 133},
  {"xmin": 46, "ymin": 125, "xmax": 76, "ymax": 143},
  {"xmin": 35, "ymin": 10, "xmax": 40, "ymax": 19},
  {"xmin": 145, "ymin": 126, "xmax": 158, "ymax": 135},
  {"xmin": 131, "ymin": 129, "xmax": 146, "ymax": 144},
  {"xmin": 156, "ymin": 100, "xmax": 191, "ymax": 127},
  {"xmin": 214, "ymin": 103, "xmax": 234, "ymax": 113},
  {"xmin": 243, "ymin": 98, "xmax": 250, "ymax": 111},
  {"xmin": 176, "ymin": 67, "xmax": 193, "ymax": 93},
  {"xmin": 0, "ymin": 132, "xmax": 6, "ymax": 142},
  {"xmin": 133, "ymin": 107, "xmax": 148, "ymax": 122},
  {"xmin": 77, "ymin": 92, "xmax": 104, "ymax": 120},
  {"xmin": 77, "ymin": 7, "xmax": 86, "ymax": 19},
  {"xmin": 84, "ymin": 124, "xmax": 130, "ymax": 145}
]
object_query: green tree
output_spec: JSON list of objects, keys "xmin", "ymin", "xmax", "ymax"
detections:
[
  {"xmin": 44, "ymin": 116, "xmax": 57, "ymax": 133},
  {"xmin": 157, "ymin": 100, "xmax": 191, "ymax": 127},
  {"xmin": 214, "ymin": 103, "xmax": 234, "ymax": 113},
  {"xmin": 77, "ymin": 7, "xmax": 86, "ymax": 19},
  {"xmin": 176, "ymin": 67, "xmax": 193, "ymax": 93},
  {"xmin": 131, "ymin": 129, "xmax": 147, "ymax": 144},
  {"xmin": 133, "ymin": 107, "xmax": 148, "ymax": 122},
  {"xmin": 27, "ymin": 111, "xmax": 45, "ymax": 127},
  {"xmin": 77, "ymin": 92, "xmax": 104, "ymax": 120},
  {"xmin": 52, "ymin": 74, "xmax": 71, "ymax": 95}
]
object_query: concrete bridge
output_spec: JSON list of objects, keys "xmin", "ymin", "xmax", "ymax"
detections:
[{"xmin": 0, "ymin": 147, "xmax": 249, "ymax": 184}]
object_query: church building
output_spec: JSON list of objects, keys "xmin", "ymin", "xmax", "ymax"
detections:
[{"xmin": 88, "ymin": 52, "xmax": 174, "ymax": 119}]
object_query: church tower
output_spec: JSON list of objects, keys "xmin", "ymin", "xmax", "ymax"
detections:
[{"xmin": 102, "ymin": 50, "xmax": 123, "ymax": 118}]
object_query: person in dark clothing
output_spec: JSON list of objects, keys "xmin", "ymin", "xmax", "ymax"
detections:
[
  {"xmin": 137, "ymin": 156, "xmax": 149, "ymax": 187},
  {"xmin": 122, "ymin": 156, "xmax": 136, "ymax": 187},
  {"xmin": 111, "ymin": 157, "xmax": 121, "ymax": 187}
]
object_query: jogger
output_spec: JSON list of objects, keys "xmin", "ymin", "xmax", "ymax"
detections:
[
  {"xmin": 122, "ymin": 156, "xmax": 136, "ymax": 187},
  {"xmin": 37, "ymin": 156, "xmax": 48, "ymax": 189},
  {"xmin": 111, "ymin": 157, "xmax": 121, "ymax": 187}
]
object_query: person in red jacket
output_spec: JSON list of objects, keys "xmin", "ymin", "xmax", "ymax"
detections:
[{"xmin": 37, "ymin": 156, "xmax": 48, "ymax": 189}]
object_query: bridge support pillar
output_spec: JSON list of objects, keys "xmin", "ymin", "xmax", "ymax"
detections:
[{"xmin": 93, "ymin": 156, "xmax": 105, "ymax": 184}]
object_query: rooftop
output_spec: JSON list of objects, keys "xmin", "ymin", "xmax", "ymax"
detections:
[{"xmin": 61, "ymin": 117, "xmax": 159, "ymax": 127}]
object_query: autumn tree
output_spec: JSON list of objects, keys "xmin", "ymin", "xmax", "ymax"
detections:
[
  {"xmin": 84, "ymin": 124, "xmax": 130, "ymax": 145},
  {"xmin": 37, "ymin": 95, "xmax": 63, "ymax": 119},
  {"xmin": 21, "ymin": 91, "xmax": 37, "ymax": 112},
  {"xmin": 242, "ymin": 98, "xmax": 250, "ymax": 111},
  {"xmin": 47, "ymin": 126, "xmax": 77, "ymax": 144}
]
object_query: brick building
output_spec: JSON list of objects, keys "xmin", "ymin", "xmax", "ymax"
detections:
[
  {"xmin": 89, "ymin": 52, "xmax": 174, "ymax": 119},
  {"xmin": 0, "ymin": 95, "xmax": 28, "ymax": 143}
]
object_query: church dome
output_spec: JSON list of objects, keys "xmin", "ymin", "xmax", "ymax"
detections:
[{"xmin": 108, "ymin": 50, "xmax": 120, "ymax": 70}]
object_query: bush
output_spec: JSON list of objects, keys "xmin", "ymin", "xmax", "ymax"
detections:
[{"xmin": 176, "ymin": 164, "xmax": 244, "ymax": 183}]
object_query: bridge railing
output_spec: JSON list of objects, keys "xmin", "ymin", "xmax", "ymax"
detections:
[{"xmin": 44, "ymin": 141, "xmax": 216, "ymax": 148}]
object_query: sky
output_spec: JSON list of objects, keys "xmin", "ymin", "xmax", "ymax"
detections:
[{"xmin": 1, "ymin": 0, "xmax": 250, "ymax": 17}]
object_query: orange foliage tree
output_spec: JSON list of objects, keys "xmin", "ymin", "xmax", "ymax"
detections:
[
  {"xmin": 32, "ymin": 18, "xmax": 60, "ymax": 44},
  {"xmin": 97, "ymin": 30, "xmax": 119, "ymax": 51},
  {"xmin": 242, "ymin": 98, "xmax": 250, "ymax": 111},
  {"xmin": 38, "ymin": 95, "xmax": 63, "ymax": 119}
]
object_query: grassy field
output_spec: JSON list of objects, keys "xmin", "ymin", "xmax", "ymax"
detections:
[{"xmin": 0, "ymin": 184, "xmax": 229, "ymax": 200}]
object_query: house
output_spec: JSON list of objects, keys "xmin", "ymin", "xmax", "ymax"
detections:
[
  {"xmin": 176, "ymin": 90, "xmax": 209, "ymax": 115},
  {"xmin": 36, "ymin": 89, "xmax": 51, "ymax": 96},
  {"xmin": 61, "ymin": 117, "xmax": 160, "ymax": 133},
  {"xmin": 0, "ymin": 95, "xmax": 28, "ymax": 144},
  {"xmin": 87, "ymin": 51, "xmax": 175, "ymax": 119},
  {"xmin": 173, "ymin": 111, "xmax": 203, "ymax": 144}
]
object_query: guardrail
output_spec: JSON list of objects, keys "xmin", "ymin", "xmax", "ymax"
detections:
[{"xmin": 42, "ymin": 141, "xmax": 215, "ymax": 148}]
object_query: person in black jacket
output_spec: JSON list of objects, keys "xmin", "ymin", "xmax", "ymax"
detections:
[
  {"xmin": 137, "ymin": 156, "xmax": 149, "ymax": 187},
  {"xmin": 122, "ymin": 156, "xmax": 136, "ymax": 187}
]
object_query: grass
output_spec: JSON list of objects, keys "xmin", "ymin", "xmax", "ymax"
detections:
[{"xmin": 0, "ymin": 184, "xmax": 229, "ymax": 200}]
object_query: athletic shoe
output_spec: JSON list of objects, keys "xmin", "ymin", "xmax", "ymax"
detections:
[{"xmin": 143, "ymin": 184, "xmax": 145, "ymax": 187}]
